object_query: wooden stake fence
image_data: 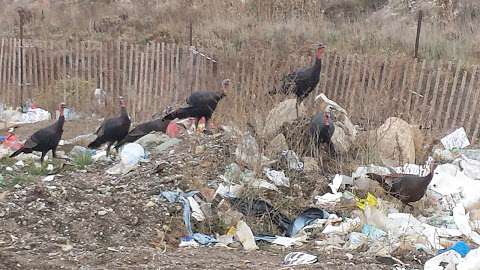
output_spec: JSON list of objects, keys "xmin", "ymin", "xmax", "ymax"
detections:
[
  {"xmin": 1, "ymin": 37, "xmax": 479, "ymax": 143},
  {"xmin": 0, "ymin": 38, "xmax": 217, "ymax": 122}
]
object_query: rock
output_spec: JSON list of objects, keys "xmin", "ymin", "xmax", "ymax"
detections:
[
  {"xmin": 97, "ymin": 210, "xmax": 108, "ymax": 216},
  {"xmin": 145, "ymin": 201, "xmax": 156, "ymax": 207},
  {"xmin": 67, "ymin": 134, "xmax": 97, "ymax": 146},
  {"xmin": 303, "ymin": 157, "xmax": 319, "ymax": 172},
  {"xmin": 219, "ymin": 209, "xmax": 244, "ymax": 227},
  {"xmin": 0, "ymin": 146, "xmax": 10, "ymax": 159},
  {"xmin": 154, "ymin": 138, "xmax": 181, "ymax": 153},
  {"xmin": 199, "ymin": 188, "xmax": 216, "ymax": 202},
  {"xmin": 315, "ymin": 93, "xmax": 358, "ymax": 153},
  {"xmin": 235, "ymin": 133, "xmax": 261, "ymax": 169},
  {"xmin": 331, "ymin": 125, "xmax": 349, "ymax": 153},
  {"xmin": 263, "ymin": 99, "xmax": 306, "ymax": 137},
  {"xmin": 375, "ymin": 117, "xmax": 415, "ymax": 166},
  {"xmin": 69, "ymin": 145, "xmax": 92, "ymax": 158},
  {"xmin": 194, "ymin": 145, "xmax": 206, "ymax": 154},
  {"xmin": 136, "ymin": 132, "xmax": 170, "ymax": 149},
  {"xmin": 266, "ymin": 134, "xmax": 288, "ymax": 156}
]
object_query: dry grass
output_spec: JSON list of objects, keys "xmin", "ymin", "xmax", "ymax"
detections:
[{"xmin": 0, "ymin": 0, "xmax": 479, "ymax": 62}]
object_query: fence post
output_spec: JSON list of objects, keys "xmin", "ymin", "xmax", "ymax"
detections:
[
  {"xmin": 18, "ymin": 9, "xmax": 25, "ymax": 108},
  {"xmin": 414, "ymin": 10, "xmax": 423, "ymax": 59}
]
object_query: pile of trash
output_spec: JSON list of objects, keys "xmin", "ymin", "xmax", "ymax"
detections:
[{"xmin": 1, "ymin": 94, "xmax": 480, "ymax": 269}]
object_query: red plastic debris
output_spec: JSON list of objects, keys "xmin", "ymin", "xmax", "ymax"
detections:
[
  {"xmin": 166, "ymin": 122, "xmax": 178, "ymax": 138},
  {"xmin": 3, "ymin": 133, "xmax": 23, "ymax": 150}
]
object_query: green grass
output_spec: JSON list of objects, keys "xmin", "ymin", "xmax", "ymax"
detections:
[
  {"xmin": 0, "ymin": 174, "xmax": 34, "ymax": 189},
  {"xmin": 72, "ymin": 153, "xmax": 93, "ymax": 170}
]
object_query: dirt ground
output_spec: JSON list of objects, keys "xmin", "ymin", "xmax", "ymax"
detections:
[
  {"xmin": 0, "ymin": 128, "xmax": 424, "ymax": 270},
  {"xmin": 1, "ymin": 118, "xmax": 102, "ymax": 141}
]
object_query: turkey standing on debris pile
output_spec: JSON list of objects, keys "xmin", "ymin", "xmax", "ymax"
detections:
[
  {"xmin": 10, "ymin": 103, "xmax": 67, "ymax": 164},
  {"xmin": 308, "ymin": 104, "xmax": 336, "ymax": 156},
  {"xmin": 114, "ymin": 107, "xmax": 174, "ymax": 150},
  {"xmin": 269, "ymin": 44, "xmax": 326, "ymax": 117},
  {"xmin": 88, "ymin": 97, "xmax": 131, "ymax": 156},
  {"xmin": 162, "ymin": 79, "xmax": 230, "ymax": 133},
  {"xmin": 366, "ymin": 162, "xmax": 438, "ymax": 210}
]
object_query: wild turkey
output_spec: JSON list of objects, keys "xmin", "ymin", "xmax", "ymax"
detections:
[
  {"xmin": 308, "ymin": 105, "xmax": 336, "ymax": 156},
  {"xmin": 88, "ymin": 97, "xmax": 131, "ymax": 156},
  {"xmin": 10, "ymin": 103, "xmax": 67, "ymax": 164},
  {"xmin": 163, "ymin": 79, "xmax": 230, "ymax": 132},
  {"xmin": 115, "ymin": 118, "xmax": 171, "ymax": 149},
  {"xmin": 366, "ymin": 162, "xmax": 438, "ymax": 209},
  {"xmin": 269, "ymin": 44, "xmax": 326, "ymax": 117}
]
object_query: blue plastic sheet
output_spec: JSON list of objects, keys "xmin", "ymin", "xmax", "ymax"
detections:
[
  {"xmin": 438, "ymin": 241, "xmax": 471, "ymax": 257},
  {"xmin": 287, "ymin": 208, "xmax": 329, "ymax": 237},
  {"xmin": 161, "ymin": 191, "xmax": 199, "ymax": 236}
]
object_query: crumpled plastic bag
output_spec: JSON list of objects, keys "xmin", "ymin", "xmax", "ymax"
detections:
[
  {"xmin": 263, "ymin": 168, "xmax": 290, "ymax": 187},
  {"xmin": 106, "ymin": 143, "xmax": 148, "ymax": 174},
  {"xmin": 457, "ymin": 248, "xmax": 480, "ymax": 270},
  {"xmin": 424, "ymin": 250, "xmax": 462, "ymax": 270},
  {"xmin": 283, "ymin": 252, "xmax": 317, "ymax": 266},
  {"xmin": 234, "ymin": 220, "xmax": 258, "ymax": 251}
]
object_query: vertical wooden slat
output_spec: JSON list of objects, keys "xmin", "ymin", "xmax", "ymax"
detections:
[
  {"xmin": 460, "ymin": 66, "xmax": 478, "ymax": 128},
  {"xmin": 12, "ymin": 39, "xmax": 20, "ymax": 106},
  {"xmin": 115, "ymin": 40, "xmax": 121, "ymax": 97},
  {"xmin": 347, "ymin": 55, "xmax": 361, "ymax": 111},
  {"xmin": 32, "ymin": 47, "xmax": 39, "ymax": 94},
  {"xmin": 410, "ymin": 60, "xmax": 426, "ymax": 120},
  {"xmin": 153, "ymin": 42, "xmax": 160, "ymax": 108},
  {"xmin": 80, "ymin": 41, "xmax": 86, "ymax": 81},
  {"xmin": 6, "ymin": 39, "xmax": 16, "ymax": 106},
  {"xmin": 168, "ymin": 44, "xmax": 175, "ymax": 103},
  {"xmin": 434, "ymin": 62, "xmax": 452, "ymax": 129},
  {"xmin": 339, "ymin": 55, "xmax": 350, "ymax": 103},
  {"xmin": 350, "ymin": 55, "xmax": 367, "ymax": 111},
  {"xmin": 319, "ymin": 52, "xmax": 330, "ymax": 96},
  {"xmin": 127, "ymin": 44, "xmax": 134, "ymax": 105},
  {"xmin": 74, "ymin": 42, "xmax": 80, "ymax": 108},
  {"xmin": 109, "ymin": 41, "xmax": 115, "ymax": 101},
  {"xmin": 418, "ymin": 61, "xmax": 438, "ymax": 124},
  {"xmin": 364, "ymin": 58, "xmax": 377, "ymax": 117},
  {"xmin": 343, "ymin": 54, "xmax": 356, "ymax": 105},
  {"xmin": 443, "ymin": 61, "xmax": 462, "ymax": 129},
  {"xmin": 159, "ymin": 43, "xmax": 165, "ymax": 99},
  {"xmin": 424, "ymin": 61, "xmax": 444, "ymax": 126},
  {"xmin": 136, "ymin": 48, "xmax": 143, "ymax": 119},
  {"xmin": 26, "ymin": 45, "xmax": 33, "ymax": 100},
  {"xmin": 382, "ymin": 58, "xmax": 396, "ymax": 114},
  {"xmin": 175, "ymin": 45, "xmax": 181, "ymax": 103},
  {"xmin": 0, "ymin": 39, "xmax": 5, "ymax": 103},
  {"xmin": 452, "ymin": 71, "xmax": 468, "ymax": 129},
  {"xmin": 21, "ymin": 39, "xmax": 27, "ymax": 104},
  {"xmin": 464, "ymin": 66, "xmax": 478, "ymax": 134},
  {"xmin": 332, "ymin": 55, "xmax": 343, "ymax": 99},
  {"xmin": 148, "ymin": 43, "xmax": 156, "ymax": 110},
  {"xmin": 99, "ymin": 42, "xmax": 104, "ymax": 94},
  {"xmin": 322, "ymin": 53, "xmax": 337, "ymax": 96},
  {"xmin": 140, "ymin": 45, "xmax": 149, "ymax": 118},
  {"xmin": 38, "ymin": 47, "xmax": 45, "ymax": 98},
  {"xmin": 404, "ymin": 60, "xmax": 417, "ymax": 116},
  {"xmin": 132, "ymin": 45, "xmax": 141, "ymax": 120},
  {"xmin": 193, "ymin": 51, "xmax": 200, "ymax": 92},
  {"xmin": 398, "ymin": 59, "xmax": 410, "ymax": 117},
  {"xmin": 121, "ymin": 42, "xmax": 128, "ymax": 99}
]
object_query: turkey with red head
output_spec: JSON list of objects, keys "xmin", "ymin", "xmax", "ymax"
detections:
[
  {"xmin": 10, "ymin": 103, "xmax": 67, "ymax": 164},
  {"xmin": 88, "ymin": 96, "xmax": 131, "ymax": 156},
  {"xmin": 162, "ymin": 79, "xmax": 230, "ymax": 133},
  {"xmin": 269, "ymin": 44, "xmax": 326, "ymax": 117}
]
